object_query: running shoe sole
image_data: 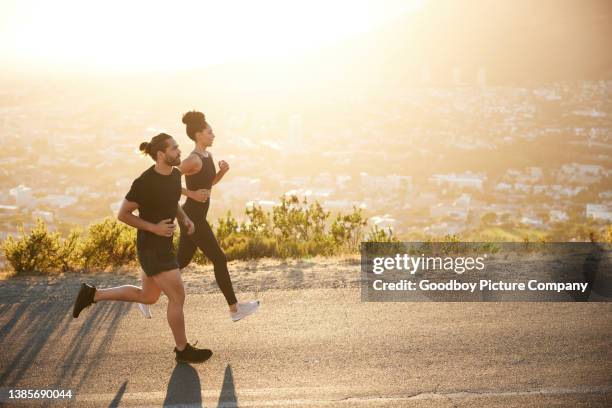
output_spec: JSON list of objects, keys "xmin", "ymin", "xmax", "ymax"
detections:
[
  {"xmin": 231, "ymin": 300, "xmax": 261, "ymax": 322},
  {"xmin": 72, "ymin": 283, "xmax": 95, "ymax": 318}
]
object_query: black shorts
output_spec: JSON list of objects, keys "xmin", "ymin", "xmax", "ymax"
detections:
[{"xmin": 137, "ymin": 244, "xmax": 179, "ymax": 277}]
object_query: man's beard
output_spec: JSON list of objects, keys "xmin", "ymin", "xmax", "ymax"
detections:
[{"xmin": 165, "ymin": 156, "xmax": 181, "ymax": 166}]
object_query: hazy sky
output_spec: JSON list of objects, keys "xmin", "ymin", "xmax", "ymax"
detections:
[{"xmin": 0, "ymin": 0, "xmax": 424, "ymax": 73}]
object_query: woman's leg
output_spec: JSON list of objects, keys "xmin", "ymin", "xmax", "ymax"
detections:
[
  {"xmin": 192, "ymin": 219, "xmax": 238, "ymax": 308},
  {"xmin": 94, "ymin": 271, "xmax": 162, "ymax": 304},
  {"xmin": 151, "ymin": 268, "xmax": 187, "ymax": 350}
]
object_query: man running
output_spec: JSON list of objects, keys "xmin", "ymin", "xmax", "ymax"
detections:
[{"xmin": 72, "ymin": 133, "xmax": 212, "ymax": 364}]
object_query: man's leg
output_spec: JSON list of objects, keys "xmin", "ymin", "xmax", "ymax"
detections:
[
  {"xmin": 73, "ymin": 272, "xmax": 162, "ymax": 318},
  {"xmin": 94, "ymin": 271, "xmax": 162, "ymax": 304},
  {"xmin": 137, "ymin": 272, "xmax": 159, "ymax": 318},
  {"xmin": 152, "ymin": 268, "xmax": 213, "ymax": 363},
  {"xmin": 135, "ymin": 226, "xmax": 197, "ymax": 319},
  {"xmin": 151, "ymin": 268, "xmax": 187, "ymax": 350}
]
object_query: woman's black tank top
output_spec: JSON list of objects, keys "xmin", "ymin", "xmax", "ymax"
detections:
[{"xmin": 184, "ymin": 151, "xmax": 216, "ymax": 215}]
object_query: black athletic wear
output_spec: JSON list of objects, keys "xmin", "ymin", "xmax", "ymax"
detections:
[
  {"xmin": 126, "ymin": 165, "xmax": 182, "ymax": 276},
  {"xmin": 72, "ymin": 283, "xmax": 96, "ymax": 318},
  {"xmin": 184, "ymin": 151, "xmax": 216, "ymax": 213},
  {"xmin": 174, "ymin": 342, "xmax": 213, "ymax": 363},
  {"xmin": 177, "ymin": 152, "xmax": 238, "ymax": 305}
]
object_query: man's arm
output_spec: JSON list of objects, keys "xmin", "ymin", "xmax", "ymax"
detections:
[
  {"xmin": 117, "ymin": 199, "xmax": 153, "ymax": 231},
  {"xmin": 117, "ymin": 199, "xmax": 174, "ymax": 237}
]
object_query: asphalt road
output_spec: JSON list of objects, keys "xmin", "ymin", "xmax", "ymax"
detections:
[{"xmin": 1, "ymin": 270, "xmax": 611, "ymax": 407}]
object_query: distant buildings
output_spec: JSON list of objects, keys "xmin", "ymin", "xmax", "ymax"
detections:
[
  {"xmin": 9, "ymin": 185, "xmax": 33, "ymax": 208},
  {"xmin": 370, "ymin": 214, "xmax": 396, "ymax": 230},
  {"xmin": 521, "ymin": 215, "xmax": 544, "ymax": 228},
  {"xmin": 219, "ymin": 177, "xmax": 262, "ymax": 202},
  {"xmin": 360, "ymin": 173, "xmax": 412, "ymax": 193},
  {"xmin": 39, "ymin": 194, "xmax": 77, "ymax": 209},
  {"xmin": 560, "ymin": 163, "xmax": 604, "ymax": 183},
  {"xmin": 0, "ymin": 204, "xmax": 18, "ymax": 215},
  {"xmin": 245, "ymin": 200, "xmax": 276, "ymax": 211},
  {"xmin": 430, "ymin": 193, "xmax": 471, "ymax": 222},
  {"xmin": 32, "ymin": 210, "xmax": 54, "ymax": 223},
  {"xmin": 1, "ymin": 80, "xmax": 610, "ymax": 240},
  {"xmin": 549, "ymin": 210, "xmax": 569, "ymax": 223},
  {"xmin": 431, "ymin": 173, "xmax": 485, "ymax": 191},
  {"xmin": 586, "ymin": 204, "xmax": 611, "ymax": 221}
]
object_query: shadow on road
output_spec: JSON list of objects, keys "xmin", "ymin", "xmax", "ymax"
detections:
[
  {"xmin": 163, "ymin": 363, "xmax": 202, "ymax": 407},
  {"xmin": 162, "ymin": 363, "xmax": 238, "ymax": 407},
  {"xmin": 0, "ymin": 294, "xmax": 130, "ymax": 394},
  {"xmin": 108, "ymin": 380, "xmax": 128, "ymax": 408},
  {"xmin": 217, "ymin": 365, "xmax": 238, "ymax": 407}
]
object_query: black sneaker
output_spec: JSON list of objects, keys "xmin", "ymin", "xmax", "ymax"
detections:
[
  {"xmin": 174, "ymin": 342, "xmax": 213, "ymax": 363},
  {"xmin": 72, "ymin": 283, "xmax": 96, "ymax": 318}
]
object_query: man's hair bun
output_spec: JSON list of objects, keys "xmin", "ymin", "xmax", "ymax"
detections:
[{"xmin": 139, "ymin": 133, "xmax": 172, "ymax": 161}]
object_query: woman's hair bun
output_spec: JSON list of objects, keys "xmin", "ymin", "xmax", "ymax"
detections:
[
  {"xmin": 139, "ymin": 141, "xmax": 149, "ymax": 153},
  {"xmin": 181, "ymin": 112, "xmax": 191, "ymax": 125},
  {"xmin": 182, "ymin": 110, "xmax": 205, "ymax": 126}
]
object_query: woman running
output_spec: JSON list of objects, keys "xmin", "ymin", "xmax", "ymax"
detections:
[{"xmin": 141, "ymin": 110, "xmax": 259, "ymax": 322}]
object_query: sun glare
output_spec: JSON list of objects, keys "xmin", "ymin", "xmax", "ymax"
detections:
[{"xmin": 1, "ymin": 0, "xmax": 425, "ymax": 73}]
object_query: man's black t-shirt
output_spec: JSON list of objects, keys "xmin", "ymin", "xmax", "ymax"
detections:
[{"xmin": 125, "ymin": 165, "xmax": 182, "ymax": 249}]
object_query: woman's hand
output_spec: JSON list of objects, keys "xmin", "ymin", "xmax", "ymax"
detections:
[
  {"xmin": 182, "ymin": 217, "xmax": 195, "ymax": 235},
  {"xmin": 218, "ymin": 160, "xmax": 230, "ymax": 174}
]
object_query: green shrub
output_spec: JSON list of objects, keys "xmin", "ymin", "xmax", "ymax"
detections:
[
  {"xmin": 215, "ymin": 211, "xmax": 241, "ymax": 246},
  {"xmin": 224, "ymin": 234, "xmax": 277, "ymax": 260},
  {"xmin": 80, "ymin": 218, "xmax": 136, "ymax": 270},
  {"xmin": 57, "ymin": 229, "xmax": 83, "ymax": 272},
  {"xmin": 365, "ymin": 225, "xmax": 398, "ymax": 243},
  {"xmin": 604, "ymin": 225, "xmax": 612, "ymax": 243},
  {"xmin": 1, "ymin": 196, "xmax": 405, "ymax": 273},
  {"xmin": 243, "ymin": 206, "xmax": 272, "ymax": 238},
  {"xmin": 2, "ymin": 219, "xmax": 62, "ymax": 274},
  {"xmin": 272, "ymin": 195, "xmax": 310, "ymax": 241},
  {"xmin": 331, "ymin": 208, "xmax": 367, "ymax": 251}
]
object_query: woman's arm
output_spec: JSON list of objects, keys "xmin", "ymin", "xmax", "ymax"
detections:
[
  {"xmin": 177, "ymin": 154, "xmax": 200, "ymax": 176},
  {"xmin": 211, "ymin": 157, "xmax": 229, "ymax": 186}
]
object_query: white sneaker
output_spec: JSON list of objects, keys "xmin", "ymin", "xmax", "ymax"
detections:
[
  {"xmin": 230, "ymin": 300, "xmax": 260, "ymax": 322},
  {"xmin": 138, "ymin": 303, "xmax": 152, "ymax": 319}
]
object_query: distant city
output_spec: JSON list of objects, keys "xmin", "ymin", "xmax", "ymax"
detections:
[{"xmin": 0, "ymin": 78, "xmax": 610, "ymax": 246}]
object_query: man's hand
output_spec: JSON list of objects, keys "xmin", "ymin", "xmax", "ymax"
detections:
[
  {"xmin": 218, "ymin": 160, "xmax": 230, "ymax": 174},
  {"xmin": 182, "ymin": 217, "xmax": 195, "ymax": 235},
  {"xmin": 150, "ymin": 218, "xmax": 176, "ymax": 237},
  {"xmin": 189, "ymin": 188, "xmax": 211, "ymax": 202}
]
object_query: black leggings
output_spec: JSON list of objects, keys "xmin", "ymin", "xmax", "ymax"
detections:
[{"xmin": 177, "ymin": 202, "xmax": 237, "ymax": 306}]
